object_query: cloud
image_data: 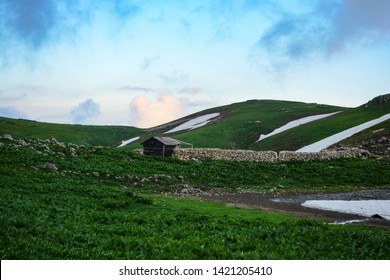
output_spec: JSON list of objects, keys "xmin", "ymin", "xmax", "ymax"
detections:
[
  {"xmin": 159, "ymin": 70, "xmax": 189, "ymax": 84},
  {"xmin": 329, "ymin": 0, "xmax": 390, "ymax": 52},
  {"xmin": 0, "ymin": 0, "xmax": 57, "ymax": 49},
  {"xmin": 69, "ymin": 99, "xmax": 100, "ymax": 124},
  {"xmin": 179, "ymin": 87, "xmax": 203, "ymax": 95},
  {"xmin": 0, "ymin": 93, "xmax": 27, "ymax": 102},
  {"xmin": 130, "ymin": 94, "xmax": 185, "ymax": 128},
  {"xmin": 140, "ymin": 55, "xmax": 160, "ymax": 71},
  {"xmin": 0, "ymin": 0, "xmax": 141, "ymax": 54},
  {"xmin": 0, "ymin": 106, "xmax": 27, "ymax": 119},
  {"xmin": 257, "ymin": 0, "xmax": 390, "ymax": 67},
  {"xmin": 118, "ymin": 86, "xmax": 158, "ymax": 93}
]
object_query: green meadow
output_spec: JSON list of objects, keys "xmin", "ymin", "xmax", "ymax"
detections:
[{"xmin": 1, "ymin": 137, "xmax": 390, "ymax": 259}]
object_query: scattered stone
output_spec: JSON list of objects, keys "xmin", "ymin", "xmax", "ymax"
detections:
[
  {"xmin": 3, "ymin": 134, "xmax": 13, "ymax": 141},
  {"xmin": 371, "ymin": 214, "xmax": 385, "ymax": 219},
  {"xmin": 51, "ymin": 137, "xmax": 66, "ymax": 148},
  {"xmin": 176, "ymin": 184, "xmax": 204, "ymax": 196},
  {"xmin": 45, "ymin": 162, "xmax": 58, "ymax": 172},
  {"xmin": 16, "ymin": 139, "xmax": 29, "ymax": 146},
  {"xmin": 92, "ymin": 172, "xmax": 100, "ymax": 177}
]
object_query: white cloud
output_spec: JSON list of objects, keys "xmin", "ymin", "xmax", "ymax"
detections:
[
  {"xmin": 69, "ymin": 99, "xmax": 100, "ymax": 124},
  {"xmin": 0, "ymin": 106, "xmax": 27, "ymax": 119}
]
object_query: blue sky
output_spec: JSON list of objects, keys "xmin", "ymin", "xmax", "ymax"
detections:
[{"xmin": 0, "ymin": 0, "xmax": 389, "ymax": 127}]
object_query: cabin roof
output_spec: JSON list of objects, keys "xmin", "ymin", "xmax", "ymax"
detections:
[{"xmin": 142, "ymin": 136, "xmax": 181, "ymax": 146}]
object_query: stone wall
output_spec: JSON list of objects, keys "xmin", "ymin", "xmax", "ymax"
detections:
[
  {"xmin": 173, "ymin": 148, "xmax": 278, "ymax": 162},
  {"xmin": 171, "ymin": 147, "xmax": 370, "ymax": 163},
  {"xmin": 278, "ymin": 149, "xmax": 369, "ymax": 162}
]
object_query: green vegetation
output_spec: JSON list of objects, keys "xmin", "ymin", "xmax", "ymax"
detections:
[
  {"xmin": 2, "ymin": 95, "xmax": 389, "ymax": 152},
  {"xmin": 1, "ymin": 137, "xmax": 390, "ymax": 259},
  {"xmin": 254, "ymin": 97, "xmax": 390, "ymax": 151},
  {"xmin": 124, "ymin": 99, "xmax": 345, "ymax": 151},
  {"xmin": 0, "ymin": 116, "xmax": 141, "ymax": 146}
]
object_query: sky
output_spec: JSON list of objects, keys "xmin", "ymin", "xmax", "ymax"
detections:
[{"xmin": 0, "ymin": 0, "xmax": 389, "ymax": 128}]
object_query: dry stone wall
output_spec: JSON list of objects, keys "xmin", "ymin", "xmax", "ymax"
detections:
[
  {"xmin": 173, "ymin": 148, "xmax": 278, "ymax": 162},
  {"xmin": 172, "ymin": 148, "xmax": 370, "ymax": 163}
]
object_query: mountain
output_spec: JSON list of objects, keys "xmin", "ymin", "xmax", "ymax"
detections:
[
  {"xmin": 1, "ymin": 94, "xmax": 389, "ymax": 153},
  {"xmin": 123, "ymin": 94, "xmax": 390, "ymax": 153}
]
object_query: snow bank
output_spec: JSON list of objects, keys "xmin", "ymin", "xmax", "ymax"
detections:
[
  {"xmin": 297, "ymin": 113, "xmax": 390, "ymax": 152},
  {"xmin": 164, "ymin": 113, "xmax": 220, "ymax": 134},
  {"xmin": 117, "ymin": 136, "xmax": 140, "ymax": 148},
  {"xmin": 302, "ymin": 200, "xmax": 390, "ymax": 220},
  {"xmin": 257, "ymin": 112, "xmax": 340, "ymax": 142}
]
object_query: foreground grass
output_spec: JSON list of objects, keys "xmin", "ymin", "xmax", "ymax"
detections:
[{"xmin": 1, "ymin": 138, "xmax": 390, "ymax": 259}]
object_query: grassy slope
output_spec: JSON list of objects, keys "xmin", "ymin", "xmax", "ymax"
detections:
[
  {"xmin": 337, "ymin": 119, "xmax": 390, "ymax": 145},
  {"xmin": 253, "ymin": 96, "xmax": 390, "ymax": 151},
  {"xmin": 123, "ymin": 99, "xmax": 345, "ymax": 150},
  {"xmin": 1, "ymin": 95, "xmax": 389, "ymax": 151},
  {"xmin": 1, "ymin": 137, "xmax": 390, "ymax": 259},
  {"xmin": 0, "ymin": 117, "xmax": 141, "ymax": 146}
]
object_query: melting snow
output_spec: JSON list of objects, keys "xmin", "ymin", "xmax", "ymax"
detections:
[
  {"xmin": 117, "ymin": 136, "xmax": 140, "ymax": 148},
  {"xmin": 297, "ymin": 113, "xmax": 390, "ymax": 152},
  {"xmin": 302, "ymin": 200, "xmax": 390, "ymax": 220},
  {"xmin": 257, "ymin": 112, "xmax": 340, "ymax": 142},
  {"xmin": 164, "ymin": 113, "xmax": 220, "ymax": 134}
]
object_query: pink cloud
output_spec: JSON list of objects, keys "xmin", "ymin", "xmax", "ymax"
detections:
[{"xmin": 130, "ymin": 94, "xmax": 184, "ymax": 128}]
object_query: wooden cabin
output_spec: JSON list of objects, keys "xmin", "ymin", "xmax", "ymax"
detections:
[{"xmin": 141, "ymin": 136, "xmax": 181, "ymax": 157}]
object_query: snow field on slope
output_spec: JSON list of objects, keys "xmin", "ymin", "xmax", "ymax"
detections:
[
  {"xmin": 164, "ymin": 113, "xmax": 220, "ymax": 134},
  {"xmin": 117, "ymin": 136, "xmax": 140, "ymax": 147},
  {"xmin": 257, "ymin": 112, "xmax": 340, "ymax": 142},
  {"xmin": 302, "ymin": 200, "xmax": 390, "ymax": 220},
  {"xmin": 297, "ymin": 113, "xmax": 390, "ymax": 152}
]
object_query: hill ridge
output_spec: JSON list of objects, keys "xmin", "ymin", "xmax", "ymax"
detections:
[{"xmin": 1, "ymin": 94, "xmax": 389, "ymax": 154}]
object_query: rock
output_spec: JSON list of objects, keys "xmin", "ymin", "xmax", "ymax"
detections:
[
  {"xmin": 45, "ymin": 162, "xmax": 58, "ymax": 172},
  {"xmin": 51, "ymin": 137, "xmax": 65, "ymax": 148},
  {"xmin": 371, "ymin": 94, "xmax": 390, "ymax": 105},
  {"xmin": 3, "ymin": 134, "xmax": 13, "ymax": 141},
  {"xmin": 69, "ymin": 147, "xmax": 77, "ymax": 157},
  {"xmin": 92, "ymin": 172, "xmax": 100, "ymax": 177},
  {"xmin": 0, "ymin": 143, "xmax": 4, "ymax": 148},
  {"xmin": 371, "ymin": 214, "xmax": 384, "ymax": 219}
]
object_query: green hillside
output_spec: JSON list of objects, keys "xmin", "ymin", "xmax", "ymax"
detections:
[
  {"xmin": 1, "ymin": 94, "xmax": 389, "ymax": 151},
  {"xmin": 253, "ymin": 94, "xmax": 390, "ymax": 151},
  {"xmin": 124, "ymin": 94, "xmax": 390, "ymax": 152},
  {"xmin": 0, "ymin": 117, "xmax": 141, "ymax": 147},
  {"xmin": 123, "ymin": 99, "xmax": 345, "ymax": 150}
]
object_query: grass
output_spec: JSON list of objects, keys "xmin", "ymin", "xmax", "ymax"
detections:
[
  {"xmin": 254, "ymin": 97, "xmax": 390, "ymax": 151},
  {"xmin": 123, "ymin": 99, "xmax": 345, "ymax": 151},
  {"xmin": 0, "ymin": 116, "xmax": 141, "ymax": 146},
  {"xmin": 1, "ymin": 137, "xmax": 390, "ymax": 259}
]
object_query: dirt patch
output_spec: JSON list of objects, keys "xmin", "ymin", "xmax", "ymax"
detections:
[{"xmin": 195, "ymin": 189, "xmax": 390, "ymax": 229}]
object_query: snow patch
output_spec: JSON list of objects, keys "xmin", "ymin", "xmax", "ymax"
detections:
[
  {"xmin": 117, "ymin": 136, "xmax": 140, "ymax": 148},
  {"xmin": 302, "ymin": 200, "xmax": 390, "ymax": 220},
  {"xmin": 257, "ymin": 112, "xmax": 340, "ymax": 142},
  {"xmin": 329, "ymin": 219, "xmax": 369, "ymax": 225},
  {"xmin": 297, "ymin": 113, "xmax": 390, "ymax": 152},
  {"xmin": 164, "ymin": 113, "xmax": 220, "ymax": 134}
]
